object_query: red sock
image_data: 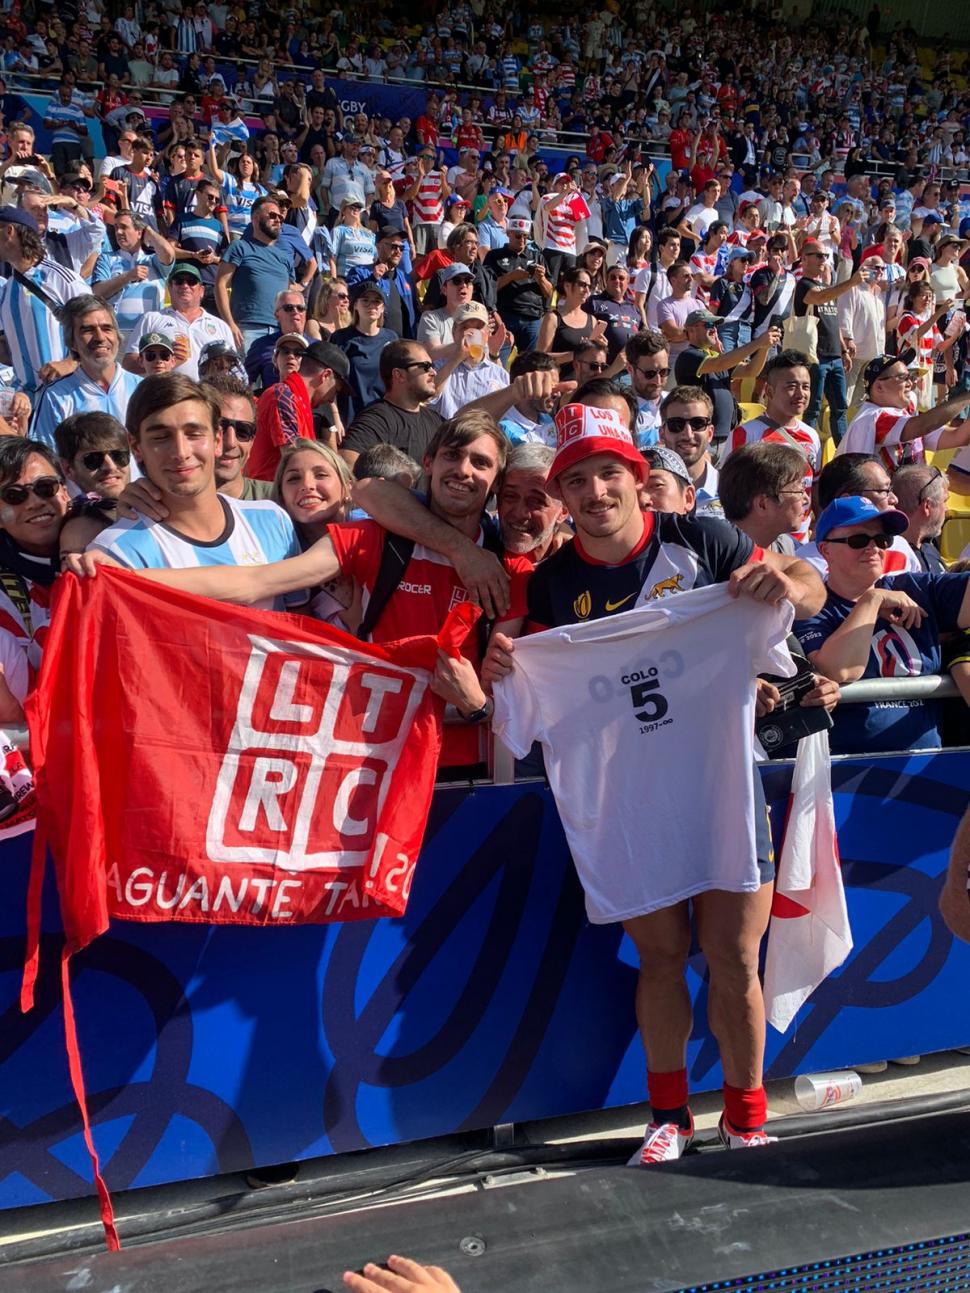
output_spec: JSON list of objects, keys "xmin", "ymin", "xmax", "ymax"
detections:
[
  {"xmin": 723, "ymin": 1083, "xmax": 768, "ymax": 1131},
  {"xmin": 648, "ymin": 1068, "xmax": 689, "ymax": 1119}
]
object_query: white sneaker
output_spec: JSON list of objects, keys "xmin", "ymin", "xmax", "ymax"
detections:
[
  {"xmin": 628, "ymin": 1113, "xmax": 694, "ymax": 1166},
  {"xmin": 717, "ymin": 1114, "xmax": 777, "ymax": 1149}
]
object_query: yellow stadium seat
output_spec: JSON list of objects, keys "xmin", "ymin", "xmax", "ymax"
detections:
[
  {"xmin": 948, "ymin": 488, "xmax": 970, "ymax": 518},
  {"xmin": 941, "ymin": 516, "xmax": 970, "ymax": 564},
  {"xmin": 737, "ymin": 402, "xmax": 765, "ymax": 423},
  {"xmin": 821, "ymin": 434, "xmax": 837, "ymax": 466}
]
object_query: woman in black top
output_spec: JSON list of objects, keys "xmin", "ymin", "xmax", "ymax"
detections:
[{"xmin": 536, "ymin": 266, "xmax": 605, "ymax": 376}]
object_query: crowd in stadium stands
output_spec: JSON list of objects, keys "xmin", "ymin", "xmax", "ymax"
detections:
[{"xmin": 0, "ymin": 0, "xmax": 968, "ymax": 1182}]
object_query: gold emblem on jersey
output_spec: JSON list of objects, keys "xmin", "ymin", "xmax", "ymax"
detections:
[
  {"xmin": 604, "ymin": 592, "xmax": 636, "ymax": 613},
  {"xmin": 573, "ymin": 589, "xmax": 592, "ymax": 619},
  {"xmin": 647, "ymin": 573, "xmax": 684, "ymax": 600}
]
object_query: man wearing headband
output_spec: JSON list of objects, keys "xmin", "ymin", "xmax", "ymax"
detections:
[
  {"xmin": 482, "ymin": 397, "xmax": 825, "ymax": 1165},
  {"xmin": 837, "ymin": 352, "xmax": 970, "ymax": 468}
]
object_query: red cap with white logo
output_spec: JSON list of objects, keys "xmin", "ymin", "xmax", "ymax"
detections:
[{"xmin": 550, "ymin": 403, "xmax": 648, "ymax": 482}]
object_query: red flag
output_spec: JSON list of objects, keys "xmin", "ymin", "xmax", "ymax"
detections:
[
  {"xmin": 26, "ymin": 568, "xmax": 477, "ymax": 956},
  {"xmin": 21, "ymin": 569, "xmax": 477, "ymax": 1248}
]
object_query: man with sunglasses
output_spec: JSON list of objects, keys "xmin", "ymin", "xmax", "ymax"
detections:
[
  {"xmin": 0, "ymin": 438, "xmax": 69, "ymax": 723},
  {"xmin": 170, "ymin": 181, "xmax": 230, "ymax": 312},
  {"xmin": 795, "ymin": 494, "xmax": 970, "ymax": 755},
  {"xmin": 837, "ymin": 353, "xmax": 970, "ymax": 468},
  {"xmin": 54, "ymin": 411, "xmax": 131, "ymax": 501},
  {"xmin": 245, "ymin": 289, "xmax": 313, "ymax": 392},
  {"xmin": 660, "ymin": 385, "xmax": 721, "ymax": 511},
  {"xmin": 340, "ymin": 339, "xmax": 443, "ymax": 474},
  {"xmin": 92, "ymin": 210, "xmax": 176, "ymax": 338},
  {"xmin": 674, "ymin": 310, "xmax": 779, "ymax": 444},
  {"xmin": 216, "ymin": 197, "xmax": 294, "ymax": 356},
  {"xmin": 626, "ymin": 329, "xmax": 670, "ymax": 449},
  {"xmin": 32, "ymin": 297, "xmax": 141, "ymax": 452},
  {"xmin": 247, "ymin": 340, "xmax": 349, "ymax": 481},
  {"xmin": 123, "ymin": 262, "xmax": 236, "ymax": 381}
]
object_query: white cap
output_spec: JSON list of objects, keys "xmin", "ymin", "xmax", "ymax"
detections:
[{"xmin": 507, "ymin": 217, "xmax": 532, "ymax": 233}]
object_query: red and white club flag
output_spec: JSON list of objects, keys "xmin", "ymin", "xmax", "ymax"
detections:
[
  {"xmin": 20, "ymin": 570, "xmax": 478, "ymax": 1249},
  {"xmin": 764, "ymin": 730, "xmax": 852, "ymax": 1032},
  {"xmin": 24, "ymin": 568, "xmax": 478, "ymax": 966}
]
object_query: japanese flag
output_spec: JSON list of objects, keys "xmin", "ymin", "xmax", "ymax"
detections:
[{"xmin": 764, "ymin": 730, "xmax": 852, "ymax": 1032}]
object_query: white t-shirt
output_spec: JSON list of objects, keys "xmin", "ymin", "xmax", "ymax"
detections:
[
  {"xmin": 492, "ymin": 584, "xmax": 795, "ymax": 923},
  {"xmin": 633, "ymin": 263, "xmax": 673, "ymax": 329}
]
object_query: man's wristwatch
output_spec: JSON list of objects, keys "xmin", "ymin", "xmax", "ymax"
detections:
[{"xmin": 461, "ymin": 697, "xmax": 494, "ymax": 724}]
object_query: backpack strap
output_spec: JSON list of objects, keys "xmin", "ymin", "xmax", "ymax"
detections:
[{"xmin": 356, "ymin": 532, "xmax": 416, "ymax": 642}]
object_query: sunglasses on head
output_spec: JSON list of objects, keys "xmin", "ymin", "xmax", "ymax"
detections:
[
  {"xmin": 80, "ymin": 448, "xmax": 130, "ymax": 471},
  {"xmin": 218, "ymin": 415, "xmax": 256, "ymax": 440},
  {"xmin": 0, "ymin": 476, "xmax": 61, "ymax": 505},
  {"xmin": 824, "ymin": 531, "xmax": 892, "ymax": 550},
  {"xmin": 664, "ymin": 415, "xmax": 711, "ymax": 434}
]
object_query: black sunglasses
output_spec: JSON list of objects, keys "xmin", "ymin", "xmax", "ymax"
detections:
[
  {"xmin": 170, "ymin": 276, "xmax": 199, "ymax": 286},
  {"xmin": 401, "ymin": 359, "xmax": 434, "ymax": 372},
  {"xmin": 664, "ymin": 415, "xmax": 712, "ymax": 434},
  {"xmin": 0, "ymin": 476, "xmax": 61, "ymax": 505},
  {"xmin": 582, "ymin": 361, "xmax": 608, "ymax": 372},
  {"xmin": 824, "ymin": 532, "xmax": 892, "ymax": 550},
  {"xmin": 219, "ymin": 416, "xmax": 257, "ymax": 440},
  {"xmin": 636, "ymin": 365, "xmax": 670, "ymax": 380},
  {"xmin": 279, "ymin": 303, "xmax": 305, "ymax": 312},
  {"xmin": 142, "ymin": 349, "xmax": 172, "ymax": 362},
  {"xmin": 80, "ymin": 448, "xmax": 130, "ymax": 471}
]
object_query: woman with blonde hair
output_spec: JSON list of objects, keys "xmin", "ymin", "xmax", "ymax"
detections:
[
  {"xmin": 307, "ymin": 277, "xmax": 352, "ymax": 341},
  {"xmin": 271, "ymin": 438, "xmax": 358, "ymax": 628}
]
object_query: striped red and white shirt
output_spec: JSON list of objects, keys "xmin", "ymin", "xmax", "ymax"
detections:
[
  {"xmin": 411, "ymin": 171, "xmax": 445, "ymax": 224},
  {"xmin": 722, "ymin": 416, "xmax": 821, "ymax": 541},
  {"xmin": 542, "ymin": 192, "xmax": 591, "ymax": 253},
  {"xmin": 836, "ymin": 398, "xmax": 946, "ymax": 472},
  {"xmin": 897, "ymin": 310, "xmax": 940, "ymax": 371}
]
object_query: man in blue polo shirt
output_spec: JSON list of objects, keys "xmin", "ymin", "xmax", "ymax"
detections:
[
  {"xmin": 794, "ymin": 495, "xmax": 970, "ymax": 754},
  {"xmin": 215, "ymin": 195, "xmax": 294, "ymax": 355}
]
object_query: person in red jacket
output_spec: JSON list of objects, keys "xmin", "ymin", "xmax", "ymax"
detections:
[{"xmin": 247, "ymin": 341, "xmax": 349, "ymax": 480}]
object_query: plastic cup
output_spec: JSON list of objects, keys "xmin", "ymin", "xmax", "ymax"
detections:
[
  {"xmin": 465, "ymin": 329, "xmax": 485, "ymax": 363},
  {"xmin": 794, "ymin": 1070, "xmax": 861, "ymax": 1112}
]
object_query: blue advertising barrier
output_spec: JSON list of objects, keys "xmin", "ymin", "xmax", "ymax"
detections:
[{"xmin": 1, "ymin": 750, "xmax": 968, "ymax": 1211}]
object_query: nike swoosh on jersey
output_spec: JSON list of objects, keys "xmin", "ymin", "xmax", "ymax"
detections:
[{"xmin": 604, "ymin": 592, "xmax": 637, "ymax": 612}]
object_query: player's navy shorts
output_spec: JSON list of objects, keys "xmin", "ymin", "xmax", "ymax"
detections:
[{"xmin": 752, "ymin": 767, "xmax": 775, "ymax": 885}]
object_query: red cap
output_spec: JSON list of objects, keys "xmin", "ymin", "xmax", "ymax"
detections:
[
  {"xmin": 550, "ymin": 403, "xmax": 647, "ymax": 482},
  {"xmin": 800, "ymin": 237, "xmax": 826, "ymax": 255}
]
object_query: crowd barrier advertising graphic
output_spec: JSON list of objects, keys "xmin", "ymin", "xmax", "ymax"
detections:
[{"xmin": 1, "ymin": 749, "xmax": 968, "ymax": 1209}]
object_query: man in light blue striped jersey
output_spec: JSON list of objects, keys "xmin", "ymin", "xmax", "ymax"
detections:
[
  {"xmin": 92, "ymin": 212, "xmax": 176, "ymax": 339},
  {"xmin": 31, "ymin": 296, "xmax": 142, "ymax": 450},
  {"xmin": 0, "ymin": 205, "xmax": 88, "ymax": 396}
]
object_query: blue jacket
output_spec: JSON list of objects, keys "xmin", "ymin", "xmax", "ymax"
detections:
[{"xmin": 345, "ymin": 263, "xmax": 417, "ymax": 338}]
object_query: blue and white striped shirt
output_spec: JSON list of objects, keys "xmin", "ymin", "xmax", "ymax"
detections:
[
  {"xmin": 44, "ymin": 97, "xmax": 86, "ymax": 146},
  {"xmin": 0, "ymin": 258, "xmax": 88, "ymax": 393},
  {"xmin": 91, "ymin": 495, "xmax": 301, "ymax": 610},
  {"xmin": 92, "ymin": 249, "xmax": 171, "ymax": 337},
  {"xmin": 31, "ymin": 365, "xmax": 142, "ymax": 449},
  {"xmin": 221, "ymin": 173, "xmax": 267, "ymax": 236}
]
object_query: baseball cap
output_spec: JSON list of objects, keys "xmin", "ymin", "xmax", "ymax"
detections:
[
  {"xmin": 907, "ymin": 256, "xmax": 931, "ymax": 272},
  {"xmin": 0, "ymin": 205, "xmax": 37, "ymax": 233},
  {"xmin": 862, "ymin": 349, "xmax": 916, "ymax": 389},
  {"xmin": 728, "ymin": 245, "xmax": 754, "ymax": 262},
  {"xmin": 550, "ymin": 403, "xmax": 647, "ymax": 482},
  {"xmin": 644, "ymin": 446, "xmax": 690, "ymax": 483},
  {"xmin": 200, "ymin": 341, "xmax": 242, "ymax": 364},
  {"xmin": 815, "ymin": 495, "xmax": 908, "ymax": 543},
  {"xmin": 441, "ymin": 262, "xmax": 476, "ymax": 284},
  {"xmin": 304, "ymin": 340, "xmax": 350, "ymax": 380},
  {"xmin": 138, "ymin": 331, "xmax": 174, "ymax": 354},
  {"xmin": 445, "ymin": 194, "xmax": 470, "ymax": 209},
  {"xmin": 492, "ymin": 186, "xmax": 514, "ymax": 198},
  {"xmin": 377, "ymin": 220, "xmax": 405, "ymax": 238},
  {"xmin": 937, "ymin": 234, "xmax": 966, "ymax": 250},
  {"xmin": 349, "ymin": 277, "xmax": 385, "ymax": 302},
  {"xmin": 922, "ymin": 213, "xmax": 943, "ymax": 226},
  {"xmin": 553, "ymin": 171, "xmax": 572, "ymax": 183},
  {"xmin": 453, "ymin": 301, "xmax": 489, "ymax": 326},
  {"xmin": 170, "ymin": 263, "xmax": 203, "ymax": 283},
  {"xmin": 3, "ymin": 165, "xmax": 52, "ymax": 194},
  {"xmin": 507, "ymin": 217, "xmax": 531, "ymax": 233},
  {"xmin": 685, "ymin": 309, "xmax": 721, "ymax": 327},
  {"xmin": 274, "ymin": 333, "xmax": 309, "ymax": 351}
]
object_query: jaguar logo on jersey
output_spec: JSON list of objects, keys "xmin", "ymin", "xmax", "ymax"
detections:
[
  {"xmin": 573, "ymin": 589, "xmax": 592, "ymax": 619},
  {"xmin": 621, "ymin": 667, "xmax": 673, "ymax": 735},
  {"xmin": 647, "ymin": 573, "xmax": 684, "ymax": 600}
]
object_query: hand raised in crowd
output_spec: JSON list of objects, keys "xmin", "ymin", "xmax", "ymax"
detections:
[
  {"xmin": 117, "ymin": 477, "xmax": 169, "ymax": 523},
  {"xmin": 509, "ymin": 367, "xmax": 576, "ymax": 410},
  {"xmin": 343, "ymin": 1254, "xmax": 461, "ymax": 1293},
  {"xmin": 0, "ymin": 391, "xmax": 30, "ymax": 438}
]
